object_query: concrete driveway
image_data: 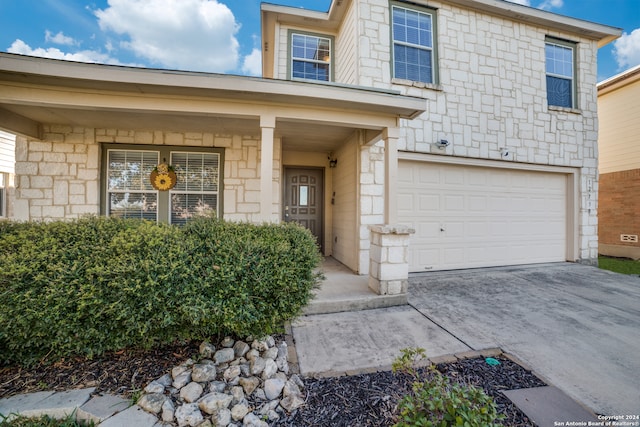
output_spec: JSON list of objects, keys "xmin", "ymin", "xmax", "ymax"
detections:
[{"xmin": 409, "ymin": 263, "xmax": 640, "ymax": 415}]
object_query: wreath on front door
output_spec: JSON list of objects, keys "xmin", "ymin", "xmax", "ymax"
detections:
[{"xmin": 150, "ymin": 161, "xmax": 177, "ymax": 191}]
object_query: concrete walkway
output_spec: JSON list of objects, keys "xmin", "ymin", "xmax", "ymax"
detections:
[
  {"xmin": 292, "ymin": 263, "xmax": 640, "ymax": 416},
  {"xmin": 0, "ymin": 388, "xmax": 158, "ymax": 426}
]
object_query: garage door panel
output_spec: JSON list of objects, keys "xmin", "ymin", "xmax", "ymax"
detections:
[
  {"xmin": 419, "ymin": 194, "xmax": 439, "ymax": 211},
  {"xmin": 399, "ymin": 160, "xmax": 567, "ymax": 272}
]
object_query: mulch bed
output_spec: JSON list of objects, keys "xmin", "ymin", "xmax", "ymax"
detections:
[
  {"xmin": 275, "ymin": 356, "xmax": 546, "ymax": 427},
  {"xmin": 0, "ymin": 339, "xmax": 544, "ymax": 426},
  {"xmin": 0, "ymin": 341, "xmax": 200, "ymax": 399}
]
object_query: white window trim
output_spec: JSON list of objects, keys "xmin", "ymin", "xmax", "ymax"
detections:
[
  {"xmin": 545, "ymin": 38, "xmax": 577, "ymax": 109},
  {"xmin": 288, "ymin": 30, "xmax": 334, "ymax": 82}
]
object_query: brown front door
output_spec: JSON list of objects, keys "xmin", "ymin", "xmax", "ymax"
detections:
[{"xmin": 284, "ymin": 167, "xmax": 324, "ymax": 251}]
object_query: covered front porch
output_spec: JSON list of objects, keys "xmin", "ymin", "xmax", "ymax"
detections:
[{"xmin": 0, "ymin": 52, "xmax": 425, "ymax": 302}]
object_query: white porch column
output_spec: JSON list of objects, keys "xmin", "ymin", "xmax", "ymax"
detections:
[
  {"xmin": 260, "ymin": 115, "xmax": 276, "ymax": 222},
  {"xmin": 383, "ymin": 126, "xmax": 400, "ymax": 225}
]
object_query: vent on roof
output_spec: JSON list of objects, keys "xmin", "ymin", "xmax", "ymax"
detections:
[{"xmin": 620, "ymin": 234, "xmax": 638, "ymax": 243}]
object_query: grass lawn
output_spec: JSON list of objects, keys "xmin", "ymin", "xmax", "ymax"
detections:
[{"xmin": 598, "ymin": 256, "xmax": 640, "ymax": 275}]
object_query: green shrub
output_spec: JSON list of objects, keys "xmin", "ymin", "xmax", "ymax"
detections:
[
  {"xmin": 0, "ymin": 216, "xmax": 322, "ymax": 367},
  {"xmin": 392, "ymin": 348, "xmax": 502, "ymax": 427}
]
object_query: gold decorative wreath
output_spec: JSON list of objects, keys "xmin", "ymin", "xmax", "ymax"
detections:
[{"xmin": 150, "ymin": 162, "xmax": 177, "ymax": 191}]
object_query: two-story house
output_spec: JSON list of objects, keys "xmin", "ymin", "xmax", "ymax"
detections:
[
  {"xmin": 0, "ymin": 0, "xmax": 620, "ymax": 285},
  {"xmin": 261, "ymin": 0, "xmax": 619, "ymax": 273}
]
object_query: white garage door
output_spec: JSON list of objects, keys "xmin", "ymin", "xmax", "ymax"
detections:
[{"xmin": 398, "ymin": 160, "xmax": 567, "ymax": 272}]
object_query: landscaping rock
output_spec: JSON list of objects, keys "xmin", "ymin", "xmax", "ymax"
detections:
[
  {"xmin": 280, "ymin": 394, "xmax": 305, "ymax": 412},
  {"xmin": 199, "ymin": 392, "xmax": 233, "ymax": 414},
  {"xmin": 233, "ymin": 341, "xmax": 250, "ymax": 358},
  {"xmin": 175, "ymin": 402, "xmax": 203, "ymax": 427},
  {"xmin": 263, "ymin": 347, "xmax": 279, "ymax": 361},
  {"xmin": 243, "ymin": 412, "xmax": 269, "ymax": 427},
  {"xmin": 264, "ymin": 378, "xmax": 285, "ymax": 400},
  {"xmin": 192, "ymin": 363, "xmax": 217, "ymax": 383},
  {"xmin": 199, "ymin": 342, "xmax": 216, "ymax": 358},
  {"xmin": 173, "ymin": 371, "xmax": 192, "ymax": 389},
  {"xmin": 209, "ymin": 381, "xmax": 226, "ymax": 393},
  {"xmin": 213, "ymin": 408, "xmax": 232, "ymax": 426},
  {"xmin": 144, "ymin": 380, "xmax": 165, "ymax": 394},
  {"xmin": 231, "ymin": 402, "xmax": 249, "ymax": 421},
  {"xmin": 250, "ymin": 357, "xmax": 266, "ymax": 375},
  {"xmin": 223, "ymin": 365, "xmax": 241, "ymax": 382},
  {"xmin": 221, "ymin": 336, "xmax": 235, "ymax": 348},
  {"xmin": 137, "ymin": 393, "xmax": 166, "ymax": 414},
  {"xmin": 261, "ymin": 359, "xmax": 278, "ymax": 380},
  {"xmin": 180, "ymin": 381, "xmax": 203, "ymax": 403},
  {"xmin": 162, "ymin": 398, "xmax": 175, "ymax": 423},
  {"xmin": 238, "ymin": 377, "xmax": 260, "ymax": 396},
  {"xmin": 137, "ymin": 336, "xmax": 295, "ymax": 426}
]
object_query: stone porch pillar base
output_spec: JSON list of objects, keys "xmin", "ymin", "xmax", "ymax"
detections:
[{"xmin": 368, "ymin": 225, "xmax": 415, "ymax": 295}]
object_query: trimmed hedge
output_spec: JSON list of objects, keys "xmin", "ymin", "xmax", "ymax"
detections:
[{"xmin": 0, "ymin": 216, "xmax": 322, "ymax": 367}]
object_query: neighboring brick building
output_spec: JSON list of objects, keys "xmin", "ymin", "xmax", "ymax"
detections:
[{"xmin": 597, "ymin": 65, "xmax": 640, "ymax": 260}]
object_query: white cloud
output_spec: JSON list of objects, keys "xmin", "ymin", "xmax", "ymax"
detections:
[
  {"xmin": 241, "ymin": 48, "xmax": 262, "ymax": 76},
  {"xmin": 95, "ymin": 0, "xmax": 240, "ymax": 73},
  {"xmin": 8, "ymin": 39, "xmax": 132, "ymax": 66},
  {"xmin": 537, "ymin": 0, "xmax": 563, "ymax": 10},
  {"xmin": 505, "ymin": 0, "xmax": 531, "ymax": 6},
  {"xmin": 613, "ymin": 28, "xmax": 640, "ymax": 70},
  {"xmin": 45, "ymin": 31, "xmax": 77, "ymax": 46}
]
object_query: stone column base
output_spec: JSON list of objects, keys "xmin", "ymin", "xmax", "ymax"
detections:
[{"xmin": 368, "ymin": 224, "xmax": 414, "ymax": 295}]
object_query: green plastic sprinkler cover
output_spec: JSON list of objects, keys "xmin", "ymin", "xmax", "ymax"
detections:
[{"xmin": 485, "ymin": 357, "xmax": 501, "ymax": 366}]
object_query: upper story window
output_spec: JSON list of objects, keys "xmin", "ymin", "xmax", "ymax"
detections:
[
  {"xmin": 392, "ymin": 4, "xmax": 436, "ymax": 84},
  {"xmin": 546, "ymin": 38, "xmax": 576, "ymax": 109},
  {"xmin": 290, "ymin": 32, "xmax": 332, "ymax": 81}
]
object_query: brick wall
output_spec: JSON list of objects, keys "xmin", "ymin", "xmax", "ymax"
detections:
[{"xmin": 598, "ymin": 169, "xmax": 640, "ymax": 249}]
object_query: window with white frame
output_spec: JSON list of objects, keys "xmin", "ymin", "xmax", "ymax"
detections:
[
  {"xmin": 104, "ymin": 146, "xmax": 221, "ymax": 224},
  {"xmin": 392, "ymin": 4, "xmax": 436, "ymax": 84},
  {"xmin": 290, "ymin": 32, "xmax": 332, "ymax": 81},
  {"xmin": 546, "ymin": 39, "xmax": 576, "ymax": 108}
]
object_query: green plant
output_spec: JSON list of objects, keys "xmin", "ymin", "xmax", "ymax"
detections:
[
  {"xmin": 392, "ymin": 348, "xmax": 502, "ymax": 427},
  {"xmin": 598, "ymin": 256, "xmax": 640, "ymax": 275},
  {"xmin": 0, "ymin": 412, "xmax": 94, "ymax": 427},
  {"xmin": 0, "ymin": 216, "xmax": 322, "ymax": 367}
]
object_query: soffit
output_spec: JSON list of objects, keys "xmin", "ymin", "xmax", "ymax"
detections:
[{"xmin": 0, "ymin": 54, "xmax": 414, "ymax": 152}]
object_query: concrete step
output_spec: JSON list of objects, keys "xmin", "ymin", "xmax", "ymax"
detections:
[{"xmin": 303, "ymin": 292, "xmax": 407, "ymax": 315}]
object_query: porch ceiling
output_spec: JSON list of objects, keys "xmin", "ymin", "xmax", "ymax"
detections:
[{"xmin": 1, "ymin": 104, "xmax": 357, "ymax": 153}]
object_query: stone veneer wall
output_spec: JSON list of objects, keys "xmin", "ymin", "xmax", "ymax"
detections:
[
  {"xmin": 13, "ymin": 125, "xmax": 280, "ymax": 222},
  {"xmin": 270, "ymin": 0, "xmax": 601, "ymax": 264},
  {"xmin": 351, "ymin": 0, "xmax": 600, "ymax": 263}
]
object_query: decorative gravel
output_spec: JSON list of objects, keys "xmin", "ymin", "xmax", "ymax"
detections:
[{"xmin": 1, "ymin": 340, "xmax": 544, "ymax": 426}]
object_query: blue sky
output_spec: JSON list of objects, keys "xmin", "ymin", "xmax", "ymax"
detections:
[{"xmin": 0, "ymin": 0, "xmax": 638, "ymax": 82}]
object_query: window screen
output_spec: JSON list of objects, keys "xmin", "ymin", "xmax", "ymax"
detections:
[
  {"xmin": 170, "ymin": 151, "xmax": 220, "ymax": 225},
  {"xmin": 106, "ymin": 150, "xmax": 159, "ymax": 220}
]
